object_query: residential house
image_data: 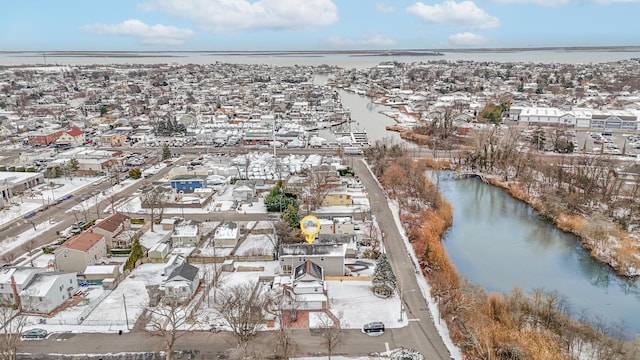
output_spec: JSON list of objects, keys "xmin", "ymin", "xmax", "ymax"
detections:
[
  {"xmin": 54, "ymin": 232, "xmax": 108, "ymax": 274},
  {"xmin": 99, "ymin": 132, "xmax": 126, "ymax": 146},
  {"xmin": 318, "ymin": 217, "xmax": 355, "ymax": 235},
  {"xmin": 163, "ymin": 254, "xmax": 186, "ymax": 276},
  {"xmin": 232, "ymin": 184, "xmax": 255, "ymax": 203},
  {"xmin": 19, "ymin": 272, "xmax": 78, "ymax": 314},
  {"xmin": 0, "ymin": 267, "xmax": 46, "ymax": 306},
  {"xmin": 56, "ymin": 127, "xmax": 86, "ymax": 147},
  {"xmin": 163, "ymin": 262, "xmax": 200, "ymax": 303},
  {"xmin": 93, "ymin": 213, "xmax": 130, "ymax": 249},
  {"xmin": 279, "ymin": 243, "xmax": 347, "ymax": 276},
  {"xmin": 321, "ymin": 193, "xmax": 353, "ymax": 207},
  {"xmin": 171, "ymin": 220, "xmax": 200, "ymax": 247},
  {"xmin": 213, "ymin": 222, "xmax": 240, "ymax": 248},
  {"xmin": 283, "ymin": 260, "xmax": 327, "ymax": 310}
]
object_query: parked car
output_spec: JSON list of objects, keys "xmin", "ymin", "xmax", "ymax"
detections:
[{"xmin": 21, "ymin": 328, "xmax": 48, "ymax": 339}]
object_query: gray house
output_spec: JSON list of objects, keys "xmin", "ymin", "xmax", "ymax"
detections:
[
  {"xmin": 279, "ymin": 243, "xmax": 347, "ymax": 276},
  {"xmin": 163, "ymin": 262, "xmax": 200, "ymax": 303}
]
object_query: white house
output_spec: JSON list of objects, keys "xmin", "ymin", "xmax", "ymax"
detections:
[
  {"xmin": 213, "ymin": 222, "xmax": 240, "ymax": 248},
  {"xmin": 171, "ymin": 220, "xmax": 200, "ymax": 247},
  {"xmin": 283, "ymin": 260, "xmax": 327, "ymax": 310},
  {"xmin": 232, "ymin": 185, "xmax": 254, "ymax": 202},
  {"xmin": 19, "ymin": 271, "xmax": 78, "ymax": 314},
  {"xmin": 279, "ymin": 243, "xmax": 347, "ymax": 276},
  {"xmin": 0, "ymin": 267, "xmax": 46, "ymax": 306}
]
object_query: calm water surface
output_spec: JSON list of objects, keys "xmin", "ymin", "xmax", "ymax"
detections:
[
  {"xmin": 435, "ymin": 173, "xmax": 640, "ymax": 334},
  {"xmin": 3, "ymin": 49, "xmax": 640, "ymax": 68}
]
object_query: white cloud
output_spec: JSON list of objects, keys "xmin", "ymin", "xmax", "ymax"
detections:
[
  {"xmin": 407, "ymin": 1, "xmax": 499, "ymax": 29},
  {"xmin": 328, "ymin": 34, "xmax": 397, "ymax": 48},
  {"xmin": 448, "ymin": 32, "xmax": 490, "ymax": 46},
  {"xmin": 491, "ymin": 0, "xmax": 569, "ymax": 6},
  {"xmin": 83, "ymin": 19, "xmax": 194, "ymax": 45},
  {"xmin": 138, "ymin": 0, "xmax": 338, "ymax": 32},
  {"xmin": 375, "ymin": 3, "xmax": 395, "ymax": 12}
]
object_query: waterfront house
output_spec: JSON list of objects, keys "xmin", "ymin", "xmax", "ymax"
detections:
[{"xmin": 279, "ymin": 243, "xmax": 346, "ymax": 276}]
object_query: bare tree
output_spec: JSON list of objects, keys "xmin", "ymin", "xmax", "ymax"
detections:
[
  {"xmin": 318, "ymin": 311, "xmax": 344, "ymax": 360},
  {"xmin": 145, "ymin": 296, "xmax": 201, "ymax": 360},
  {"xmin": 306, "ymin": 169, "xmax": 338, "ymax": 211},
  {"xmin": 267, "ymin": 293, "xmax": 300, "ymax": 360},
  {"xmin": 214, "ymin": 281, "xmax": 271, "ymax": 344},
  {"xmin": 20, "ymin": 238, "xmax": 39, "ymax": 266},
  {"xmin": 144, "ymin": 187, "xmax": 168, "ymax": 232},
  {"xmin": 0, "ymin": 301, "xmax": 28, "ymax": 360},
  {"xmin": 105, "ymin": 193, "xmax": 120, "ymax": 214}
]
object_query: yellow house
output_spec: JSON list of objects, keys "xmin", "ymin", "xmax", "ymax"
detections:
[
  {"xmin": 99, "ymin": 132, "xmax": 127, "ymax": 146},
  {"xmin": 321, "ymin": 194, "xmax": 353, "ymax": 207}
]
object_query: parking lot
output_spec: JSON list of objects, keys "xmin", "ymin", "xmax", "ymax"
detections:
[{"xmin": 574, "ymin": 130, "xmax": 640, "ymax": 157}]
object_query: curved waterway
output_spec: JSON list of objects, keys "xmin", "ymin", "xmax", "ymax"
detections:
[
  {"xmin": 314, "ymin": 72, "xmax": 640, "ymax": 334},
  {"xmin": 435, "ymin": 173, "xmax": 640, "ymax": 334}
]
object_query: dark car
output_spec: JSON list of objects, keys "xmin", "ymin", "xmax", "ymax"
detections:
[{"xmin": 21, "ymin": 328, "xmax": 48, "ymax": 339}]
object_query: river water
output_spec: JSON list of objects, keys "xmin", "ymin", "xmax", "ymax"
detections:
[
  {"xmin": 325, "ymin": 83, "xmax": 640, "ymax": 334},
  {"xmin": 434, "ymin": 174, "xmax": 640, "ymax": 334}
]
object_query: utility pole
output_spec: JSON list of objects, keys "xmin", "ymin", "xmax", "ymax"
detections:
[{"xmin": 123, "ymin": 294, "xmax": 129, "ymax": 330}]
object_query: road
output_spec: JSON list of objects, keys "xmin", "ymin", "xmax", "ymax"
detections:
[
  {"xmin": 352, "ymin": 159, "xmax": 453, "ymax": 359},
  {"xmin": 17, "ymin": 327, "xmax": 448, "ymax": 359},
  {"xmin": 0, "ymin": 157, "xmax": 190, "ymax": 262}
]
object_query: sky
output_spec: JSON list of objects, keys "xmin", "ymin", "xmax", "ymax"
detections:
[{"xmin": 1, "ymin": 0, "xmax": 639, "ymax": 51}]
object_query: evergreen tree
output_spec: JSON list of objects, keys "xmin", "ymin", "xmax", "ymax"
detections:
[
  {"xmin": 67, "ymin": 158, "xmax": 79, "ymax": 172},
  {"xmin": 129, "ymin": 167, "xmax": 142, "ymax": 179},
  {"xmin": 372, "ymin": 254, "xmax": 396, "ymax": 298},
  {"xmin": 162, "ymin": 144, "xmax": 171, "ymax": 160},
  {"xmin": 280, "ymin": 204, "xmax": 301, "ymax": 230}
]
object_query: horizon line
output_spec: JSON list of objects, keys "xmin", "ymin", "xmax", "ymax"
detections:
[{"xmin": 2, "ymin": 45, "xmax": 640, "ymax": 54}]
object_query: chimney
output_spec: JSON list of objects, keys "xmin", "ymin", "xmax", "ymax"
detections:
[{"xmin": 10, "ymin": 275, "xmax": 21, "ymax": 310}]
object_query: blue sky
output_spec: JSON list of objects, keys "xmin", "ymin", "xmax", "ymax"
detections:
[{"xmin": 1, "ymin": 0, "xmax": 639, "ymax": 50}]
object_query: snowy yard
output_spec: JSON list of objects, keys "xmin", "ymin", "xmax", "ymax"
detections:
[
  {"xmin": 235, "ymin": 234, "xmax": 274, "ymax": 256},
  {"xmin": 324, "ymin": 280, "xmax": 407, "ymax": 329}
]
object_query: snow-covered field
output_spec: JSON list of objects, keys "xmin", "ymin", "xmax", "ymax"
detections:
[{"xmin": 0, "ymin": 219, "xmax": 58, "ymax": 255}]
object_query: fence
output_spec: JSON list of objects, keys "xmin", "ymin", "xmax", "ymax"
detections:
[
  {"xmin": 188, "ymin": 255, "xmax": 274, "ymax": 263},
  {"xmin": 77, "ymin": 289, "xmax": 113, "ymax": 324}
]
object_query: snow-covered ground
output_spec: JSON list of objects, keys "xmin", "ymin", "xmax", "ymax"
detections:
[
  {"xmin": 235, "ymin": 234, "xmax": 274, "ymax": 256},
  {"xmin": 0, "ymin": 219, "xmax": 58, "ymax": 256},
  {"xmin": 323, "ymin": 280, "xmax": 407, "ymax": 329}
]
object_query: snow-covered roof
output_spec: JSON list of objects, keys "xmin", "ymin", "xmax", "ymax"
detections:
[
  {"xmin": 280, "ymin": 243, "xmax": 347, "ymax": 257},
  {"xmin": 214, "ymin": 222, "xmax": 239, "ymax": 239},
  {"xmin": 83, "ymin": 265, "xmax": 118, "ymax": 275},
  {"xmin": 172, "ymin": 224, "xmax": 198, "ymax": 237}
]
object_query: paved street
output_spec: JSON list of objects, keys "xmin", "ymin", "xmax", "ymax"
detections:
[{"xmin": 353, "ymin": 159, "xmax": 453, "ymax": 360}]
